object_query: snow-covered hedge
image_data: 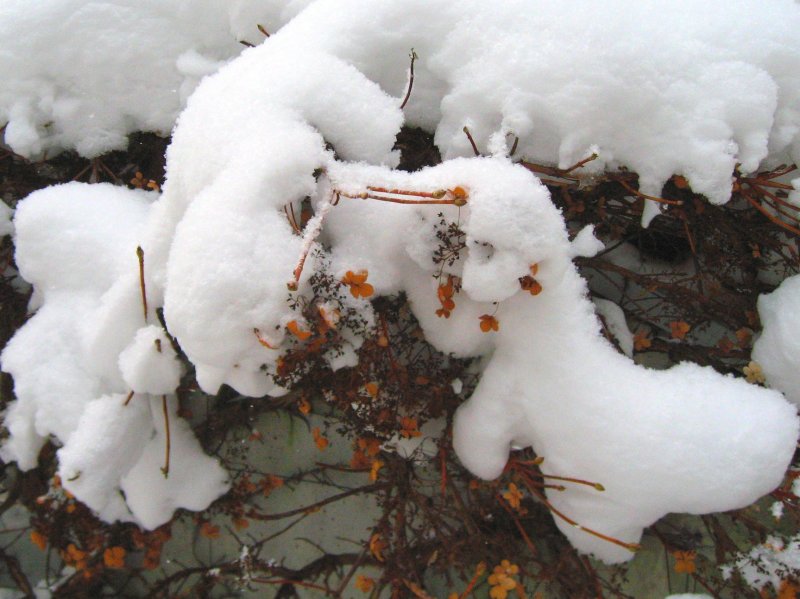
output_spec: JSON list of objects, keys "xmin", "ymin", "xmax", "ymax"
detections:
[{"xmin": 2, "ymin": 0, "xmax": 800, "ymax": 565}]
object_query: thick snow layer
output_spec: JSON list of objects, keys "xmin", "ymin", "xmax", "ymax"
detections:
[
  {"xmin": 278, "ymin": 0, "xmax": 800, "ymax": 211},
  {"xmin": 0, "ymin": 0, "xmax": 310, "ymax": 158},
  {"xmin": 753, "ymin": 274, "xmax": 800, "ymax": 406},
  {"xmin": 2, "ymin": 0, "xmax": 800, "ymax": 561},
  {"xmin": 0, "ymin": 183, "xmax": 228, "ymax": 528}
]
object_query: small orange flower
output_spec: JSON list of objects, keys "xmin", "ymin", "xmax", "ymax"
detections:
[
  {"xmin": 673, "ymin": 550, "xmax": 696, "ymax": 574},
  {"xmin": 364, "ymin": 382, "xmax": 379, "ymax": 398},
  {"xmin": 778, "ymin": 580, "xmax": 800, "ymax": 599},
  {"xmin": 488, "ymin": 560, "xmax": 519, "ymax": 599},
  {"xmin": 358, "ymin": 437, "xmax": 381, "ymax": 457},
  {"xmin": 298, "ymin": 397, "xmax": 311, "ymax": 415},
  {"xmin": 672, "ymin": 175, "xmax": 689, "ymax": 189},
  {"xmin": 351, "ymin": 449, "xmax": 371, "ymax": 469},
  {"xmin": 502, "ymin": 483, "xmax": 524, "ymax": 510},
  {"xmin": 370, "ymin": 459, "xmax": 384, "ymax": 482},
  {"xmin": 287, "ymin": 319, "xmax": 313, "ymax": 341},
  {"xmin": 633, "ymin": 329, "xmax": 652, "ymax": 351},
  {"xmin": 63, "ymin": 543, "xmax": 88, "ymax": 571},
  {"xmin": 233, "ymin": 517, "xmax": 250, "ymax": 531},
  {"xmin": 437, "ymin": 275, "xmax": 457, "ymax": 318},
  {"xmin": 342, "ymin": 270, "xmax": 374, "ymax": 299},
  {"xmin": 355, "ymin": 575, "xmax": 375, "ymax": 593},
  {"xmin": 318, "ymin": 305, "xmax": 340, "ymax": 332},
  {"xmin": 262, "ymin": 474, "xmax": 284, "ymax": 497},
  {"xmin": 30, "ymin": 530, "xmax": 47, "ymax": 551},
  {"xmin": 130, "ymin": 172, "xmax": 146, "ymax": 188},
  {"xmin": 399, "ymin": 417, "xmax": 422, "ymax": 439},
  {"xmin": 369, "ymin": 533, "xmax": 386, "ymax": 562},
  {"xmin": 479, "ymin": 314, "xmax": 499, "ymax": 332},
  {"xmin": 519, "ymin": 275, "xmax": 543, "ymax": 295},
  {"xmin": 200, "ymin": 522, "xmax": 220, "ymax": 540},
  {"xmin": 717, "ymin": 336, "xmax": 734, "ymax": 354},
  {"xmin": 669, "ymin": 320, "xmax": 691, "ymax": 340},
  {"xmin": 103, "ymin": 546, "xmax": 126, "ymax": 569},
  {"xmin": 143, "ymin": 547, "xmax": 162, "ymax": 570},
  {"xmin": 736, "ymin": 327, "xmax": 753, "ymax": 347},
  {"xmin": 743, "ymin": 361, "xmax": 766, "ymax": 384},
  {"xmin": 312, "ymin": 427, "xmax": 329, "ymax": 450}
]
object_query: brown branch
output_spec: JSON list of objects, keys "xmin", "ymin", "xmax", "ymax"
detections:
[
  {"xmin": 462, "ymin": 126, "xmax": 480, "ymax": 156},
  {"xmin": 160, "ymin": 395, "xmax": 171, "ymax": 478},
  {"xmin": 0, "ymin": 546, "xmax": 33, "ymax": 598},
  {"xmin": 400, "ymin": 49, "xmax": 418, "ymax": 110},
  {"xmin": 136, "ymin": 245, "xmax": 148, "ymax": 322},
  {"xmin": 246, "ymin": 484, "xmax": 384, "ymax": 521}
]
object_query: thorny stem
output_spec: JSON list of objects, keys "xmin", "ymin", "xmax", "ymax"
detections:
[
  {"xmin": 161, "ymin": 395, "xmax": 171, "ymax": 478},
  {"xmin": 136, "ymin": 246, "xmax": 147, "ymax": 322},
  {"xmin": 400, "ymin": 49, "xmax": 417, "ymax": 110}
]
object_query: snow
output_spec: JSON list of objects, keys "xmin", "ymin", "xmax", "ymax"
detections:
[
  {"xmin": 753, "ymin": 274, "xmax": 800, "ymax": 406},
  {"xmin": 119, "ymin": 325, "xmax": 182, "ymax": 395},
  {"xmin": 0, "ymin": 0, "xmax": 307, "ymax": 158},
  {"xmin": 0, "ymin": 183, "xmax": 228, "ymax": 528},
  {"xmin": 2, "ymin": 0, "xmax": 800, "ymax": 563},
  {"xmin": 725, "ymin": 535, "xmax": 800, "ymax": 592}
]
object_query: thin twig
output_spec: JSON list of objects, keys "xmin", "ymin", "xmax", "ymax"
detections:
[
  {"xmin": 400, "ymin": 49, "xmax": 418, "ymax": 110},
  {"xmin": 161, "ymin": 395, "xmax": 171, "ymax": 478},
  {"xmin": 136, "ymin": 246, "xmax": 147, "ymax": 322},
  {"xmin": 741, "ymin": 189, "xmax": 800, "ymax": 236},
  {"xmin": 462, "ymin": 126, "xmax": 480, "ymax": 156},
  {"xmin": 615, "ymin": 178, "xmax": 683, "ymax": 206},
  {"xmin": 562, "ymin": 152, "xmax": 598, "ymax": 174}
]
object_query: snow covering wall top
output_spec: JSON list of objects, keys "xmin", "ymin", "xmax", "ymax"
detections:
[{"xmin": 0, "ymin": 0, "xmax": 314, "ymax": 157}]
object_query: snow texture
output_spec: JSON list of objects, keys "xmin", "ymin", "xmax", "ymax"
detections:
[
  {"xmin": 725, "ymin": 535, "xmax": 800, "ymax": 592},
  {"xmin": 2, "ymin": 0, "xmax": 800, "ymax": 561},
  {"xmin": 753, "ymin": 274, "xmax": 800, "ymax": 406},
  {"xmin": 0, "ymin": 0, "xmax": 312, "ymax": 158},
  {"xmin": 0, "ymin": 183, "xmax": 228, "ymax": 528}
]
